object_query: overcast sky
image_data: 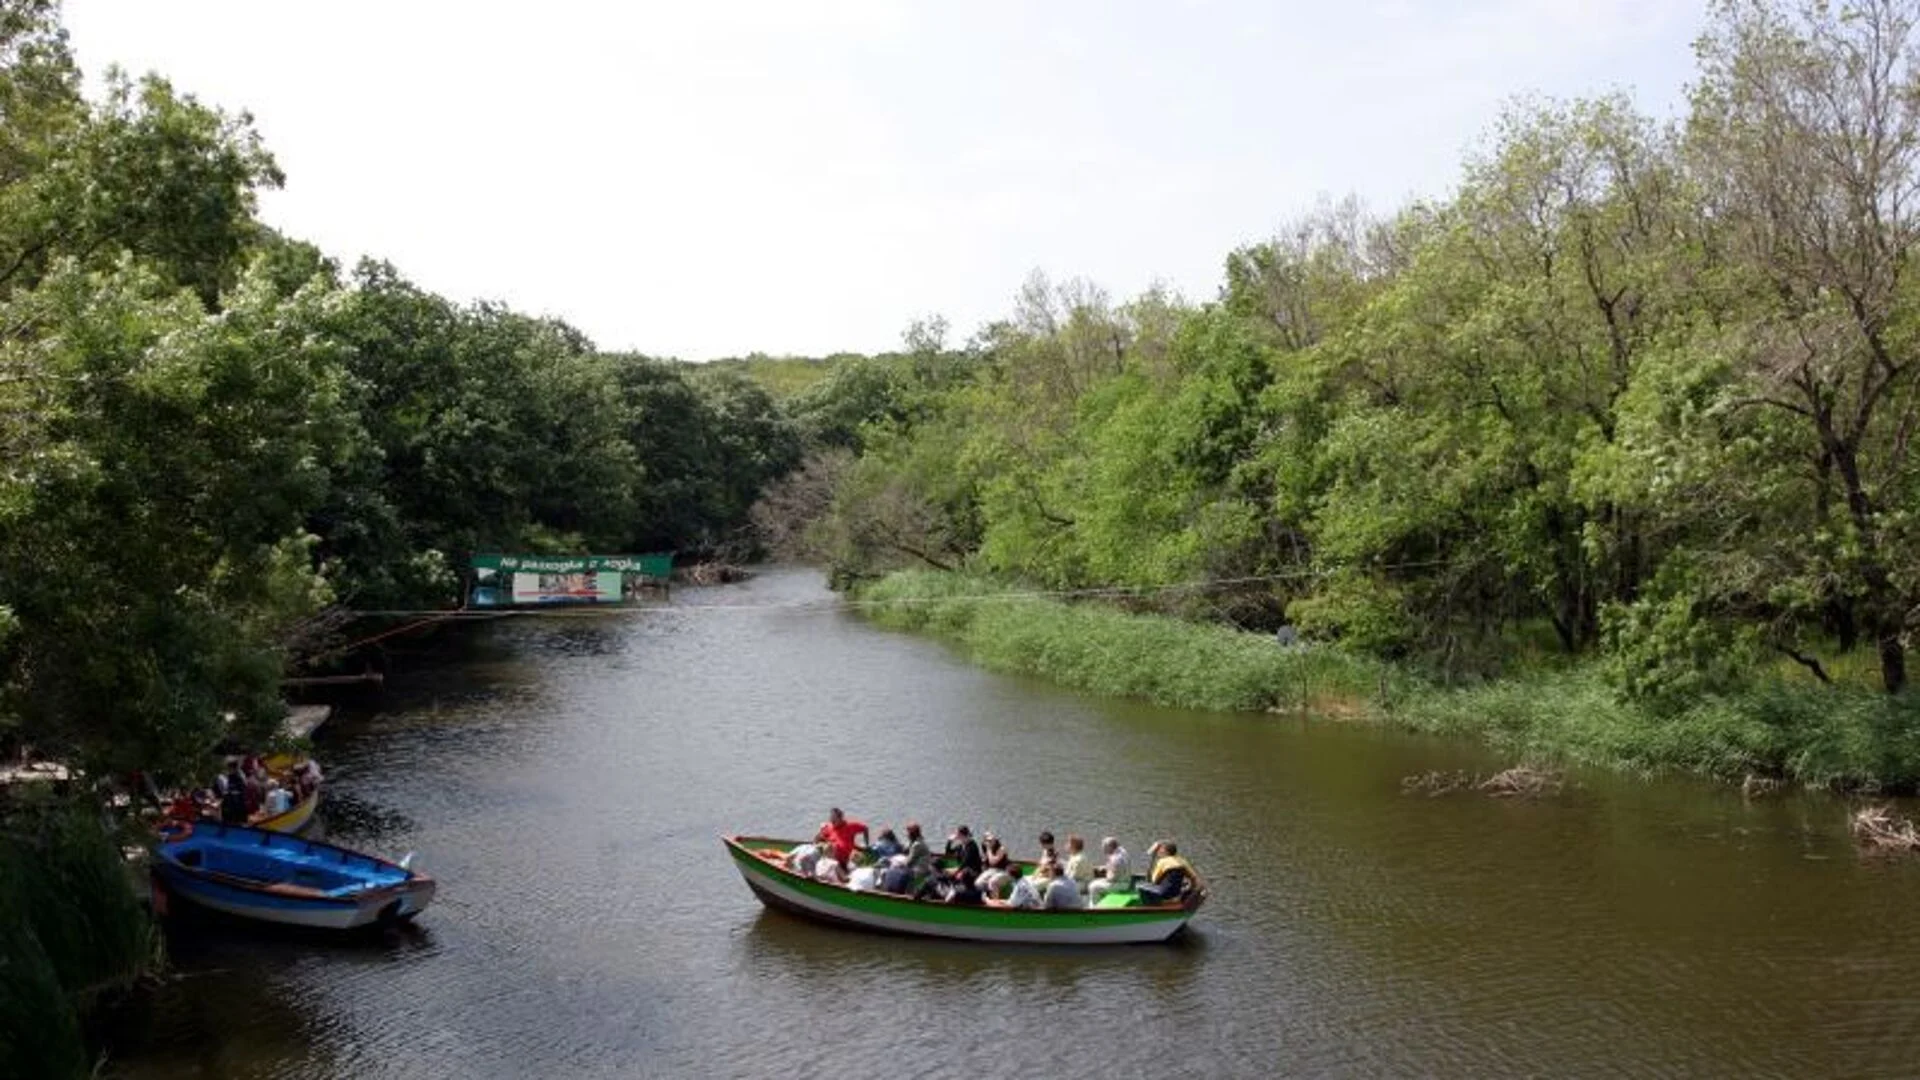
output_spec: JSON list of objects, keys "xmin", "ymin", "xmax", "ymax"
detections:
[{"xmin": 63, "ymin": 1, "xmax": 1705, "ymax": 360}]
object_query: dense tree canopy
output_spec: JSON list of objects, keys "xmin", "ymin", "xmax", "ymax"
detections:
[
  {"xmin": 9, "ymin": 0, "xmax": 1920, "ymax": 782},
  {"xmin": 0, "ymin": 1, "xmax": 803, "ymax": 776},
  {"xmin": 776, "ymin": 0, "xmax": 1920, "ymax": 703}
]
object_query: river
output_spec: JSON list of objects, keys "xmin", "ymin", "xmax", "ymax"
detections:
[{"xmin": 110, "ymin": 568, "xmax": 1920, "ymax": 1078}]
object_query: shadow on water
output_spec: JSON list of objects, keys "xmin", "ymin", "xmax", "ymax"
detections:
[
  {"xmin": 160, "ymin": 907, "xmax": 438, "ymax": 960},
  {"xmin": 725, "ymin": 903, "xmax": 1205, "ymax": 1006},
  {"xmin": 737, "ymin": 904, "xmax": 1211, "ymax": 968}
]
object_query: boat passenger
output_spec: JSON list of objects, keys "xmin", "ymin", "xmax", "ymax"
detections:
[
  {"xmin": 163, "ymin": 791, "xmax": 197, "ymax": 824},
  {"xmin": 1004, "ymin": 865, "xmax": 1042, "ymax": 909},
  {"xmin": 1086, "ymin": 837, "xmax": 1133, "ymax": 905},
  {"xmin": 241, "ymin": 756, "xmax": 265, "ymax": 812},
  {"xmin": 1036, "ymin": 830, "xmax": 1060, "ymax": 872},
  {"xmin": 902, "ymin": 822, "xmax": 934, "ymax": 876},
  {"xmin": 878, "ymin": 855, "xmax": 913, "ymax": 895},
  {"xmin": 814, "ymin": 854, "xmax": 849, "ymax": 886},
  {"xmin": 1064, "ymin": 834, "xmax": 1095, "ymax": 891},
  {"xmin": 1139, "ymin": 840, "xmax": 1197, "ymax": 904},
  {"xmin": 818, "ymin": 807, "xmax": 870, "ymax": 866},
  {"xmin": 942, "ymin": 872, "xmax": 984, "ymax": 906},
  {"xmin": 1041, "ymin": 862, "xmax": 1081, "ymax": 910},
  {"xmin": 976, "ymin": 832, "xmax": 1013, "ymax": 899},
  {"xmin": 218, "ymin": 761, "xmax": 250, "ymax": 824},
  {"xmin": 782, "ymin": 841, "xmax": 822, "ymax": 877},
  {"xmin": 869, "ymin": 828, "xmax": 904, "ymax": 862},
  {"xmin": 916, "ymin": 825, "xmax": 983, "ymax": 900},
  {"xmin": 945, "ymin": 825, "xmax": 983, "ymax": 880},
  {"xmin": 261, "ymin": 779, "xmax": 293, "ymax": 817}
]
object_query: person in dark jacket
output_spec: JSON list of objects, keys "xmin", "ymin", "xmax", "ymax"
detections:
[
  {"xmin": 945, "ymin": 825, "xmax": 983, "ymax": 880},
  {"xmin": 218, "ymin": 761, "xmax": 249, "ymax": 824}
]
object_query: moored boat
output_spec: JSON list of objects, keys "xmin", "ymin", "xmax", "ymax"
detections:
[
  {"xmin": 152, "ymin": 821, "xmax": 434, "ymax": 931},
  {"xmin": 724, "ymin": 834, "xmax": 1204, "ymax": 945},
  {"xmin": 247, "ymin": 783, "xmax": 319, "ymax": 833},
  {"xmin": 248, "ymin": 752, "xmax": 320, "ymax": 833}
]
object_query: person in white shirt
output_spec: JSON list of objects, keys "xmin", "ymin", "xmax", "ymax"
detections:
[
  {"xmin": 1086, "ymin": 837, "xmax": 1132, "ymax": 905},
  {"xmin": 1041, "ymin": 862, "xmax": 1081, "ymax": 909},
  {"xmin": 782, "ymin": 842, "xmax": 821, "ymax": 877},
  {"xmin": 814, "ymin": 855, "xmax": 849, "ymax": 885},
  {"xmin": 261, "ymin": 779, "xmax": 293, "ymax": 816},
  {"xmin": 1004, "ymin": 865, "xmax": 1042, "ymax": 909}
]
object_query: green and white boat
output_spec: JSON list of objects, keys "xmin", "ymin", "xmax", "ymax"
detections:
[{"xmin": 723, "ymin": 834, "xmax": 1205, "ymax": 945}]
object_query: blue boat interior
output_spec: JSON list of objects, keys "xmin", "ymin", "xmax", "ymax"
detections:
[{"xmin": 169, "ymin": 829, "xmax": 408, "ymax": 897}]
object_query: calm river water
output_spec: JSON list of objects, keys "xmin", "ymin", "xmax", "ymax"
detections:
[{"xmin": 112, "ymin": 568, "xmax": 1920, "ymax": 1078}]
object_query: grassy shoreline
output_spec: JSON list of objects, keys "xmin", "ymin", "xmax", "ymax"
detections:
[{"xmin": 857, "ymin": 570, "xmax": 1920, "ymax": 792}]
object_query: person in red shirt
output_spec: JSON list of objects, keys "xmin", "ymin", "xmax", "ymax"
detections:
[{"xmin": 817, "ymin": 808, "xmax": 870, "ymax": 865}]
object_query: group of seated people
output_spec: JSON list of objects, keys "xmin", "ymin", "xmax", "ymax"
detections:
[
  {"xmin": 775, "ymin": 808, "xmax": 1200, "ymax": 909},
  {"xmin": 165, "ymin": 755, "xmax": 322, "ymax": 826}
]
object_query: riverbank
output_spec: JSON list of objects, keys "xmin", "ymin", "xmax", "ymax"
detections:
[{"xmin": 857, "ymin": 570, "xmax": 1920, "ymax": 791}]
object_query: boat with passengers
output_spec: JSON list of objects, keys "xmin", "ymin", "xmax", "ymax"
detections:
[{"xmin": 723, "ymin": 832, "xmax": 1205, "ymax": 945}]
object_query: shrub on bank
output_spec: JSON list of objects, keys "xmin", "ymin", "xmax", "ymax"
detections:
[
  {"xmin": 1391, "ymin": 669, "xmax": 1920, "ymax": 788},
  {"xmin": 0, "ymin": 797, "xmax": 157, "ymax": 1080},
  {"xmin": 858, "ymin": 570, "xmax": 1920, "ymax": 791},
  {"xmin": 857, "ymin": 570, "xmax": 1384, "ymax": 712}
]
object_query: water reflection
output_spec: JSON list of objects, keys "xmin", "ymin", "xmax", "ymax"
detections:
[{"xmin": 108, "ymin": 567, "xmax": 1920, "ymax": 1079}]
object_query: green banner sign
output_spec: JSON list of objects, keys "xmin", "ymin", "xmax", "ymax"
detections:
[{"xmin": 471, "ymin": 553, "xmax": 674, "ymax": 577}]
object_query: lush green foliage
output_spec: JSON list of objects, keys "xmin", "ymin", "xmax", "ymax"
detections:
[
  {"xmin": 1393, "ymin": 668, "xmax": 1920, "ymax": 790},
  {"xmin": 0, "ymin": 797, "xmax": 156, "ymax": 1080},
  {"xmin": 698, "ymin": 353, "xmax": 846, "ymax": 401},
  {"xmin": 860, "ymin": 570, "xmax": 1386, "ymax": 713},
  {"xmin": 0, "ymin": 3, "xmax": 816, "ymax": 1053},
  {"xmin": 790, "ymin": 0, "xmax": 1920, "ymax": 730},
  {"xmin": 864, "ymin": 568, "xmax": 1920, "ymax": 789},
  {"xmin": 0, "ymin": 2, "xmax": 804, "ymax": 776}
]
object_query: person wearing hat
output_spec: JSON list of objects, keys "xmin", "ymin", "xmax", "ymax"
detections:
[{"xmin": 976, "ymin": 831, "xmax": 1013, "ymax": 899}]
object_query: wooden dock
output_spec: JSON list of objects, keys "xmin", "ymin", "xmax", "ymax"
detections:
[{"xmin": 282, "ymin": 704, "xmax": 333, "ymax": 742}]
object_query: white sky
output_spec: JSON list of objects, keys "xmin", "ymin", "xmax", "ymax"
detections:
[{"xmin": 63, "ymin": 1, "xmax": 1704, "ymax": 360}]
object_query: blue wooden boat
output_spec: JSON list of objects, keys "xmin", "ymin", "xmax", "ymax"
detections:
[{"xmin": 151, "ymin": 820, "xmax": 435, "ymax": 930}]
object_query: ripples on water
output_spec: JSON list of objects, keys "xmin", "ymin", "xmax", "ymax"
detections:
[{"xmin": 112, "ymin": 569, "xmax": 1920, "ymax": 1079}]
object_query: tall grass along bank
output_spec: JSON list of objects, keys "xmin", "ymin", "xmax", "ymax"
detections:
[
  {"xmin": 857, "ymin": 571, "xmax": 1920, "ymax": 792},
  {"xmin": 0, "ymin": 797, "xmax": 158, "ymax": 1080}
]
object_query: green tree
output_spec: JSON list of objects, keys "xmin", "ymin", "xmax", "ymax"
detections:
[
  {"xmin": 1686, "ymin": 0, "xmax": 1920, "ymax": 692},
  {"xmin": 0, "ymin": 258, "xmax": 348, "ymax": 775}
]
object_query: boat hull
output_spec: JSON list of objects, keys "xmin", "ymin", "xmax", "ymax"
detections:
[
  {"xmin": 725, "ymin": 835, "xmax": 1199, "ymax": 945},
  {"xmin": 153, "ymin": 822, "xmax": 434, "ymax": 931},
  {"xmin": 250, "ymin": 785, "xmax": 319, "ymax": 833}
]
